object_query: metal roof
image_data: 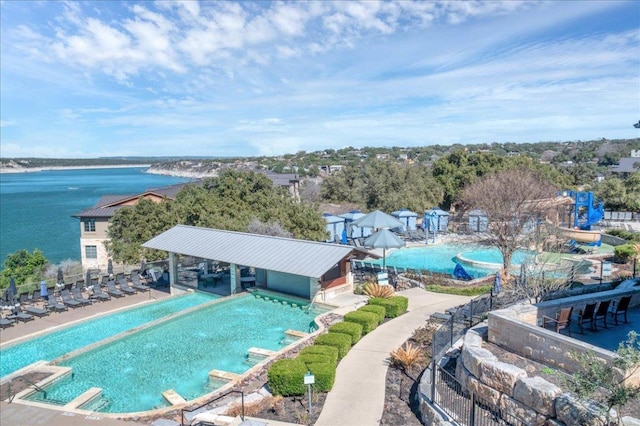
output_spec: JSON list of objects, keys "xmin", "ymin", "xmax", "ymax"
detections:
[
  {"xmin": 143, "ymin": 225, "xmax": 354, "ymax": 279},
  {"xmin": 72, "ymin": 206, "xmax": 122, "ymax": 218},
  {"xmin": 612, "ymin": 157, "xmax": 640, "ymax": 173}
]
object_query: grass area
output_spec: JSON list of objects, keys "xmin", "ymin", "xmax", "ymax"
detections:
[{"xmin": 423, "ymin": 284, "xmax": 492, "ymax": 296}]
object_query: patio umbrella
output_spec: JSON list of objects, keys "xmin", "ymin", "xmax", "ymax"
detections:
[
  {"xmin": 40, "ymin": 280, "xmax": 49, "ymax": 301},
  {"xmin": 351, "ymin": 210, "xmax": 403, "ymax": 231},
  {"xmin": 8, "ymin": 276, "xmax": 17, "ymax": 305},
  {"xmin": 57, "ymin": 267, "xmax": 64, "ymax": 284},
  {"xmin": 494, "ymin": 271, "xmax": 502, "ymax": 294},
  {"xmin": 341, "ymin": 228, "xmax": 348, "ymax": 245},
  {"xmin": 107, "ymin": 259, "xmax": 114, "ymax": 276},
  {"xmin": 363, "ymin": 228, "xmax": 406, "ymax": 268},
  {"xmin": 86, "ymin": 270, "xmax": 92, "ymax": 287},
  {"xmin": 140, "ymin": 260, "xmax": 147, "ymax": 276}
]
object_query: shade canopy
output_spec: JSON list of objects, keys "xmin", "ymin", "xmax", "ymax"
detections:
[
  {"xmin": 351, "ymin": 210, "xmax": 403, "ymax": 230},
  {"xmin": 363, "ymin": 228, "xmax": 406, "ymax": 268}
]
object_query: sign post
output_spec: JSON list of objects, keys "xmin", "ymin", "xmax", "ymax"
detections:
[{"xmin": 304, "ymin": 371, "xmax": 315, "ymax": 414}]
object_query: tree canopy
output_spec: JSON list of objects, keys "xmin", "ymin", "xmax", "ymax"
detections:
[
  {"xmin": 1, "ymin": 249, "xmax": 48, "ymax": 287},
  {"xmin": 458, "ymin": 168, "xmax": 558, "ymax": 274},
  {"xmin": 107, "ymin": 170, "xmax": 328, "ymax": 264}
]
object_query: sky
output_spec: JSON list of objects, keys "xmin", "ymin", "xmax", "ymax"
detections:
[{"xmin": 1, "ymin": 1, "xmax": 639, "ymax": 158}]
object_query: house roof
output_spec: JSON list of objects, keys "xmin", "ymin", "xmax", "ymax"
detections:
[
  {"xmin": 143, "ymin": 225, "xmax": 354, "ymax": 279},
  {"xmin": 612, "ymin": 157, "xmax": 640, "ymax": 173}
]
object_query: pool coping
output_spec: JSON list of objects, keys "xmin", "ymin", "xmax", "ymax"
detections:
[{"xmin": 5, "ymin": 290, "xmax": 337, "ymax": 420}]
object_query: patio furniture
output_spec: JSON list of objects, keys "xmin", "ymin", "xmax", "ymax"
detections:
[
  {"xmin": 610, "ymin": 295, "xmax": 632, "ymax": 325},
  {"xmin": 90, "ymin": 284, "xmax": 111, "ymax": 302},
  {"xmin": 106, "ymin": 282, "xmax": 125, "ymax": 298},
  {"xmin": 0, "ymin": 316, "xmax": 15, "ymax": 329},
  {"xmin": 577, "ymin": 302, "xmax": 597, "ymax": 333},
  {"xmin": 24, "ymin": 304, "xmax": 50, "ymax": 317},
  {"xmin": 543, "ymin": 306, "xmax": 573, "ymax": 336},
  {"xmin": 129, "ymin": 274, "xmax": 150, "ymax": 292},
  {"xmin": 117, "ymin": 279, "xmax": 137, "ymax": 295},
  {"xmin": 10, "ymin": 307, "xmax": 35, "ymax": 323},
  {"xmin": 60, "ymin": 290, "xmax": 82, "ymax": 308},
  {"xmin": 71, "ymin": 287, "xmax": 92, "ymax": 305},
  {"xmin": 594, "ymin": 300, "xmax": 611, "ymax": 330},
  {"xmin": 47, "ymin": 298, "xmax": 68, "ymax": 313}
]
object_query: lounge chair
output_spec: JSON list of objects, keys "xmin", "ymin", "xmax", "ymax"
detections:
[
  {"xmin": 577, "ymin": 302, "xmax": 597, "ymax": 333},
  {"xmin": 71, "ymin": 287, "xmax": 92, "ymax": 305},
  {"xmin": 129, "ymin": 274, "xmax": 150, "ymax": 292},
  {"xmin": 10, "ymin": 307, "xmax": 35, "ymax": 323},
  {"xmin": 542, "ymin": 306, "xmax": 573, "ymax": 336},
  {"xmin": 594, "ymin": 300, "xmax": 611, "ymax": 330},
  {"xmin": 0, "ymin": 316, "xmax": 15, "ymax": 329},
  {"xmin": 24, "ymin": 304, "xmax": 50, "ymax": 317},
  {"xmin": 106, "ymin": 282, "xmax": 125, "ymax": 298},
  {"xmin": 47, "ymin": 298, "xmax": 68, "ymax": 313},
  {"xmin": 117, "ymin": 279, "xmax": 137, "ymax": 295},
  {"xmin": 90, "ymin": 285, "xmax": 111, "ymax": 302},
  {"xmin": 611, "ymin": 295, "xmax": 632, "ymax": 325},
  {"xmin": 60, "ymin": 290, "xmax": 82, "ymax": 308},
  {"xmin": 115, "ymin": 272, "xmax": 124, "ymax": 282}
]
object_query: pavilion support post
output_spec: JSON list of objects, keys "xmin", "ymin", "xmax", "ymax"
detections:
[
  {"xmin": 230, "ymin": 263, "xmax": 239, "ymax": 295},
  {"xmin": 168, "ymin": 252, "xmax": 177, "ymax": 295}
]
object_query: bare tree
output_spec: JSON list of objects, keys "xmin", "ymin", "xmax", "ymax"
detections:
[
  {"xmin": 458, "ymin": 169, "xmax": 558, "ymax": 277},
  {"xmin": 246, "ymin": 218, "xmax": 293, "ymax": 238}
]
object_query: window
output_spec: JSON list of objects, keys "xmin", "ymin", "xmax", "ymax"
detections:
[
  {"xmin": 85, "ymin": 245, "xmax": 97, "ymax": 259},
  {"xmin": 84, "ymin": 219, "xmax": 96, "ymax": 232}
]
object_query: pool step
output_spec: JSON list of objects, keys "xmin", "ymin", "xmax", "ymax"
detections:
[
  {"xmin": 208, "ymin": 369, "xmax": 240, "ymax": 382},
  {"xmin": 285, "ymin": 329, "xmax": 308, "ymax": 339},
  {"xmin": 162, "ymin": 389, "xmax": 187, "ymax": 406},
  {"xmin": 63, "ymin": 387, "xmax": 102, "ymax": 410},
  {"xmin": 247, "ymin": 347, "xmax": 276, "ymax": 358}
]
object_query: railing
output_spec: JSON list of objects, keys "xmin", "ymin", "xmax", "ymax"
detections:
[
  {"xmin": 181, "ymin": 390, "xmax": 244, "ymax": 426},
  {"xmin": 7, "ymin": 375, "xmax": 47, "ymax": 403},
  {"xmin": 430, "ymin": 365, "xmax": 528, "ymax": 426}
]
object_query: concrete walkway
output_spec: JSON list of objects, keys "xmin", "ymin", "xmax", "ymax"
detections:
[{"xmin": 315, "ymin": 288, "xmax": 472, "ymax": 426}]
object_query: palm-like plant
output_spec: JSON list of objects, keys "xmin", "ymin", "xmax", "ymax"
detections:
[
  {"xmin": 390, "ymin": 342, "xmax": 424, "ymax": 401},
  {"xmin": 363, "ymin": 282, "xmax": 394, "ymax": 298}
]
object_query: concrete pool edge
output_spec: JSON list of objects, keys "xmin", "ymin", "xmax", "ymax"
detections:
[{"xmin": 5, "ymin": 291, "xmax": 335, "ymax": 421}]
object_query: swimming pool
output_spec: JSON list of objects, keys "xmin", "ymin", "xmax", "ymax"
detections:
[
  {"xmin": 375, "ymin": 243, "xmax": 533, "ymax": 278},
  {"xmin": 26, "ymin": 293, "xmax": 323, "ymax": 413},
  {"xmin": 0, "ymin": 292, "xmax": 217, "ymax": 378}
]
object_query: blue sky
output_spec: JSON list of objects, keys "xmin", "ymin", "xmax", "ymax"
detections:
[{"xmin": 1, "ymin": 1, "xmax": 639, "ymax": 158}]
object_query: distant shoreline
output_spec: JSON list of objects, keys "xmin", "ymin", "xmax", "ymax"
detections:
[{"xmin": 0, "ymin": 164, "xmax": 152, "ymax": 174}]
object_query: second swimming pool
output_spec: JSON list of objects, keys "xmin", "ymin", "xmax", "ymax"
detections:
[
  {"xmin": 376, "ymin": 243, "xmax": 533, "ymax": 277},
  {"xmin": 24, "ymin": 292, "xmax": 323, "ymax": 413}
]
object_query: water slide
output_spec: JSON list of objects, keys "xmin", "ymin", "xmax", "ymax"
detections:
[{"xmin": 556, "ymin": 226, "xmax": 602, "ymax": 244}]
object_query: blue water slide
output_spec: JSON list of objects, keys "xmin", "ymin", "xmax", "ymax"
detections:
[{"xmin": 453, "ymin": 263, "xmax": 474, "ymax": 281}]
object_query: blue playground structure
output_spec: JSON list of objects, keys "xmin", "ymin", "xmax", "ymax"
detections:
[{"xmin": 558, "ymin": 190, "xmax": 605, "ymax": 246}]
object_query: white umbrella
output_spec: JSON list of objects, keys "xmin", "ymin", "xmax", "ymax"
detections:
[
  {"xmin": 351, "ymin": 210, "xmax": 403, "ymax": 230},
  {"xmin": 363, "ymin": 229, "xmax": 406, "ymax": 268}
]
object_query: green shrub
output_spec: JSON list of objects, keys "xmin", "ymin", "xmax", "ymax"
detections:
[
  {"xmin": 296, "ymin": 353, "xmax": 332, "ymax": 367},
  {"xmin": 344, "ymin": 310, "xmax": 379, "ymax": 334},
  {"xmin": 307, "ymin": 362, "xmax": 336, "ymax": 392},
  {"xmin": 614, "ymin": 244, "xmax": 637, "ymax": 262},
  {"xmin": 368, "ymin": 296, "xmax": 408, "ymax": 318},
  {"xmin": 267, "ymin": 358, "xmax": 307, "ymax": 396},
  {"xmin": 315, "ymin": 332, "xmax": 352, "ymax": 359},
  {"xmin": 423, "ymin": 284, "xmax": 492, "ymax": 296},
  {"xmin": 299, "ymin": 344, "xmax": 339, "ymax": 365},
  {"xmin": 328, "ymin": 321, "xmax": 363, "ymax": 344},
  {"xmin": 358, "ymin": 304, "xmax": 386, "ymax": 324}
]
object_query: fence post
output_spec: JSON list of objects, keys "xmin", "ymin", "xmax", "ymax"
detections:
[
  {"xmin": 449, "ymin": 315, "xmax": 454, "ymax": 347},
  {"xmin": 431, "ymin": 359, "xmax": 436, "ymax": 403},
  {"xmin": 469, "ymin": 392, "xmax": 476, "ymax": 426},
  {"xmin": 489, "ymin": 288, "xmax": 493, "ymax": 310},
  {"xmin": 469, "ymin": 299, "xmax": 474, "ymax": 328}
]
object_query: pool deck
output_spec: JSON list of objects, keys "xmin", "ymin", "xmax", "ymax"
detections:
[{"xmin": 1, "ymin": 287, "xmax": 171, "ymax": 346}]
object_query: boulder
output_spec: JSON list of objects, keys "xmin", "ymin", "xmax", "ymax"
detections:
[
  {"xmin": 513, "ymin": 376, "xmax": 562, "ymax": 417},
  {"xmin": 555, "ymin": 394, "xmax": 615, "ymax": 426},
  {"xmin": 500, "ymin": 394, "xmax": 547, "ymax": 426},
  {"xmin": 479, "ymin": 360, "xmax": 527, "ymax": 395},
  {"xmin": 461, "ymin": 346, "xmax": 497, "ymax": 378}
]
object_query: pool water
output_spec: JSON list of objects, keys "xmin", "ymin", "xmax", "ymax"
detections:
[
  {"xmin": 29, "ymin": 294, "xmax": 320, "ymax": 413},
  {"xmin": 0, "ymin": 292, "xmax": 217, "ymax": 378},
  {"xmin": 377, "ymin": 243, "xmax": 534, "ymax": 278}
]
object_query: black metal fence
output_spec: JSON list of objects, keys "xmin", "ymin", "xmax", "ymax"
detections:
[{"xmin": 430, "ymin": 364, "xmax": 528, "ymax": 426}]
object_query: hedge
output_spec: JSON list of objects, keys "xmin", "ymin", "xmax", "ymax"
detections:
[
  {"xmin": 314, "ymin": 332, "xmax": 352, "ymax": 359},
  {"xmin": 344, "ymin": 310, "xmax": 379, "ymax": 334},
  {"xmin": 307, "ymin": 362, "xmax": 336, "ymax": 392},
  {"xmin": 357, "ymin": 304, "xmax": 385, "ymax": 324},
  {"xmin": 296, "ymin": 353, "xmax": 333, "ymax": 367},
  {"xmin": 368, "ymin": 296, "xmax": 408, "ymax": 318},
  {"xmin": 328, "ymin": 321, "xmax": 363, "ymax": 344},
  {"xmin": 267, "ymin": 358, "xmax": 307, "ymax": 396},
  {"xmin": 299, "ymin": 344, "xmax": 339, "ymax": 365}
]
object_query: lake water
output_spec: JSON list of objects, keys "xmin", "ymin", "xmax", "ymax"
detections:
[{"xmin": 0, "ymin": 168, "xmax": 189, "ymax": 264}]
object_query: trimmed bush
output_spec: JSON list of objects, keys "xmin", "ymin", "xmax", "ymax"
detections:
[
  {"xmin": 299, "ymin": 344, "xmax": 339, "ymax": 365},
  {"xmin": 328, "ymin": 321, "xmax": 363, "ymax": 344},
  {"xmin": 267, "ymin": 358, "xmax": 307, "ymax": 396},
  {"xmin": 315, "ymin": 332, "xmax": 352, "ymax": 359},
  {"xmin": 369, "ymin": 296, "xmax": 408, "ymax": 318},
  {"xmin": 344, "ymin": 310, "xmax": 379, "ymax": 334},
  {"xmin": 358, "ymin": 304, "xmax": 386, "ymax": 324},
  {"xmin": 307, "ymin": 362, "xmax": 336, "ymax": 392},
  {"xmin": 296, "ymin": 353, "xmax": 332, "ymax": 367}
]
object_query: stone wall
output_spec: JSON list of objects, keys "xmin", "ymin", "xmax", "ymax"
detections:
[{"xmin": 487, "ymin": 287, "xmax": 640, "ymax": 386}]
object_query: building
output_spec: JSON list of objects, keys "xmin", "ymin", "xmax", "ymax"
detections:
[
  {"xmin": 611, "ymin": 157, "xmax": 640, "ymax": 177},
  {"xmin": 72, "ymin": 182, "xmax": 190, "ymax": 272}
]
